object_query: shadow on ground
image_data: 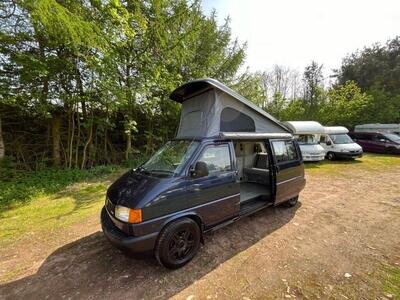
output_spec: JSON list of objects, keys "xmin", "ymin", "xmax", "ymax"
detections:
[{"xmin": 0, "ymin": 203, "xmax": 300, "ymax": 299}]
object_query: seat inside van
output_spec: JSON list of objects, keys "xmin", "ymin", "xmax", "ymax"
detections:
[{"xmin": 234, "ymin": 141, "xmax": 271, "ymax": 203}]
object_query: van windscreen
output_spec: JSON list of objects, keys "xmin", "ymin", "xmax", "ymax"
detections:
[
  {"xmin": 329, "ymin": 134, "xmax": 354, "ymax": 144},
  {"xmin": 297, "ymin": 134, "xmax": 318, "ymax": 145},
  {"xmin": 140, "ymin": 140, "xmax": 200, "ymax": 177},
  {"xmin": 384, "ymin": 133, "xmax": 400, "ymax": 142}
]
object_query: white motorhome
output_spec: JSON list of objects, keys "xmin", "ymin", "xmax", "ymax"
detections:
[
  {"xmin": 284, "ymin": 121, "xmax": 326, "ymax": 161},
  {"xmin": 354, "ymin": 123, "xmax": 400, "ymax": 135},
  {"xmin": 320, "ymin": 126, "xmax": 363, "ymax": 160}
]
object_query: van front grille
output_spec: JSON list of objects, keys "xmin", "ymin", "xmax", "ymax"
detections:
[{"xmin": 106, "ymin": 197, "xmax": 116, "ymax": 216}]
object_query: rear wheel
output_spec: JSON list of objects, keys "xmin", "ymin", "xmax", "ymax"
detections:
[
  {"xmin": 155, "ymin": 218, "xmax": 201, "ymax": 269},
  {"xmin": 283, "ymin": 195, "xmax": 299, "ymax": 207},
  {"xmin": 326, "ymin": 152, "xmax": 336, "ymax": 160},
  {"xmin": 385, "ymin": 147, "xmax": 397, "ymax": 155}
]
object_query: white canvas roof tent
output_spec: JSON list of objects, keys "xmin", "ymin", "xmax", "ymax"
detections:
[
  {"xmin": 170, "ymin": 78, "xmax": 291, "ymax": 139},
  {"xmin": 354, "ymin": 123, "xmax": 400, "ymax": 134},
  {"xmin": 324, "ymin": 126, "xmax": 349, "ymax": 134},
  {"xmin": 283, "ymin": 121, "xmax": 325, "ymax": 134}
]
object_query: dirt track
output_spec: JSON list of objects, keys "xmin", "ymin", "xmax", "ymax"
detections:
[{"xmin": 1, "ymin": 160, "xmax": 399, "ymax": 299}]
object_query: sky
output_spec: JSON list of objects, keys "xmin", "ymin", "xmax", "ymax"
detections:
[{"xmin": 201, "ymin": 0, "xmax": 400, "ymax": 78}]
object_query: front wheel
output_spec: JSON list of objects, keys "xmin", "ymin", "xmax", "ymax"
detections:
[
  {"xmin": 326, "ymin": 152, "xmax": 336, "ymax": 160},
  {"xmin": 155, "ymin": 218, "xmax": 201, "ymax": 269}
]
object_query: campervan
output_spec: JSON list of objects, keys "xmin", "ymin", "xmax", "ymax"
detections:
[
  {"xmin": 320, "ymin": 126, "xmax": 363, "ymax": 160},
  {"xmin": 354, "ymin": 123, "xmax": 400, "ymax": 135},
  {"xmin": 101, "ymin": 78, "xmax": 306, "ymax": 268},
  {"xmin": 283, "ymin": 121, "xmax": 325, "ymax": 161}
]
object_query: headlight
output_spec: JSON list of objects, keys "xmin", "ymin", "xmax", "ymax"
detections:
[{"xmin": 115, "ymin": 205, "xmax": 142, "ymax": 223}]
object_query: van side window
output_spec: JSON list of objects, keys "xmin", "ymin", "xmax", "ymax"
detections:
[
  {"xmin": 197, "ymin": 144, "xmax": 232, "ymax": 173},
  {"xmin": 373, "ymin": 134, "xmax": 386, "ymax": 142},
  {"xmin": 272, "ymin": 140, "xmax": 298, "ymax": 163},
  {"xmin": 320, "ymin": 135, "xmax": 327, "ymax": 143}
]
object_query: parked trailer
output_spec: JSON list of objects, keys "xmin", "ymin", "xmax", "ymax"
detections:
[{"xmin": 283, "ymin": 121, "xmax": 326, "ymax": 161}]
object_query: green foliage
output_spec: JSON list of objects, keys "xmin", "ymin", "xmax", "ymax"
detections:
[
  {"xmin": 1, "ymin": 0, "xmax": 247, "ymax": 169},
  {"xmin": 319, "ymin": 81, "xmax": 373, "ymax": 128},
  {"xmin": 0, "ymin": 164, "xmax": 119, "ymax": 209},
  {"xmin": 230, "ymin": 72, "xmax": 267, "ymax": 108},
  {"xmin": 280, "ymin": 99, "xmax": 306, "ymax": 121},
  {"xmin": 336, "ymin": 36, "xmax": 400, "ymax": 123}
]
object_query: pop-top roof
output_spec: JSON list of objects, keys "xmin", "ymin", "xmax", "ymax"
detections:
[
  {"xmin": 324, "ymin": 126, "xmax": 349, "ymax": 134},
  {"xmin": 169, "ymin": 78, "xmax": 290, "ymax": 138},
  {"xmin": 283, "ymin": 121, "xmax": 325, "ymax": 134}
]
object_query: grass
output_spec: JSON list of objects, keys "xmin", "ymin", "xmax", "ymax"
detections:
[
  {"xmin": 0, "ymin": 165, "xmax": 121, "ymax": 210},
  {"xmin": 0, "ymin": 170, "xmax": 126, "ymax": 248},
  {"xmin": 304, "ymin": 153, "xmax": 400, "ymax": 176},
  {"xmin": 381, "ymin": 264, "xmax": 400, "ymax": 297}
]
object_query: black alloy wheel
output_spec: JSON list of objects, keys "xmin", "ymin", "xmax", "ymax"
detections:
[{"xmin": 155, "ymin": 218, "xmax": 201, "ymax": 269}]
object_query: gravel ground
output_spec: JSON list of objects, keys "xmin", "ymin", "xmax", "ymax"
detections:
[{"xmin": 1, "ymin": 159, "xmax": 399, "ymax": 299}]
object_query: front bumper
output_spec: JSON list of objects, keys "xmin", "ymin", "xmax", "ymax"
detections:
[
  {"xmin": 101, "ymin": 207, "xmax": 158, "ymax": 253},
  {"xmin": 302, "ymin": 154, "xmax": 325, "ymax": 161},
  {"xmin": 333, "ymin": 151, "xmax": 363, "ymax": 159}
]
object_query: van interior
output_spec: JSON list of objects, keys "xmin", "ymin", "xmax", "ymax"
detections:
[{"xmin": 233, "ymin": 141, "xmax": 272, "ymax": 208}]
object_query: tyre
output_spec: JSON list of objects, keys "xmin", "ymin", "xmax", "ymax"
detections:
[
  {"xmin": 326, "ymin": 152, "xmax": 336, "ymax": 160},
  {"xmin": 283, "ymin": 195, "xmax": 299, "ymax": 207},
  {"xmin": 385, "ymin": 147, "xmax": 397, "ymax": 155},
  {"xmin": 155, "ymin": 218, "xmax": 201, "ymax": 269}
]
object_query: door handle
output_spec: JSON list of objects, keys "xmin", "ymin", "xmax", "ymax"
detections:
[{"xmin": 189, "ymin": 184, "xmax": 201, "ymax": 192}]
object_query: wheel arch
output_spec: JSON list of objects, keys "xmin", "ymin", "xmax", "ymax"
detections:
[{"xmin": 157, "ymin": 212, "xmax": 205, "ymax": 246}]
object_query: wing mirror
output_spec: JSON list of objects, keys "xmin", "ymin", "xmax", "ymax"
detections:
[
  {"xmin": 326, "ymin": 141, "xmax": 332, "ymax": 146},
  {"xmin": 190, "ymin": 161, "xmax": 209, "ymax": 178}
]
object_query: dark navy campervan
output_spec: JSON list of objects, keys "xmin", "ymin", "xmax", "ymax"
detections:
[{"xmin": 101, "ymin": 78, "xmax": 306, "ymax": 268}]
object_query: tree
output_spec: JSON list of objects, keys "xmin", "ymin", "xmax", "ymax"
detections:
[
  {"xmin": 262, "ymin": 65, "xmax": 301, "ymax": 100},
  {"xmin": 230, "ymin": 71, "xmax": 267, "ymax": 108},
  {"xmin": 302, "ymin": 61, "xmax": 325, "ymax": 118},
  {"xmin": 280, "ymin": 99, "xmax": 306, "ymax": 121},
  {"xmin": 0, "ymin": 118, "xmax": 4, "ymax": 161},
  {"xmin": 0, "ymin": 0, "xmax": 248, "ymax": 169},
  {"xmin": 319, "ymin": 81, "xmax": 372, "ymax": 128},
  {"xmin": 336, "ymin": 36, "xmax": 400, "ymax": 123}
]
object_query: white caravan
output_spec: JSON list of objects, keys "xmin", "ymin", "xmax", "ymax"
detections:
[
  {"xmin": 284, "ymin": 121, "xmax": 326, "ymax": 161},
  {"xmin": 354, "ymin": 123, "xmax": 400, "ymax": 135},
  {"xmin": 320, "ymin": 126, "xmax": 363, "ymax": 160}
]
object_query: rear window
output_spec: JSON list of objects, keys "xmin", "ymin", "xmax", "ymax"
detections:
[{"xmin": 272, "ymin": 140, "xmax": 299, "ymax": 163}]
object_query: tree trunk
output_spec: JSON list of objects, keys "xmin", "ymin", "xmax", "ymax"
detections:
[
  {"xmin": 81, "ymin": 118, "xmax": 93, "ymax": 169},
  {"xmin": 0, "ymin": 117, "xmax": 5, "ymax": 161},
  {"xmin": 125, "ymin": 130, "xmax": 132, "ymax": 161},
  {"xmin": 75, "ymin": 108, "xmax": 81, "ymax": 168},
  {"xmin": 51, "ymin": 113, "xmax": 62, "ymax": 167},
  {"xmin": 68, "ymin": 106, "xmax": 76, "ymax": 168}
]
